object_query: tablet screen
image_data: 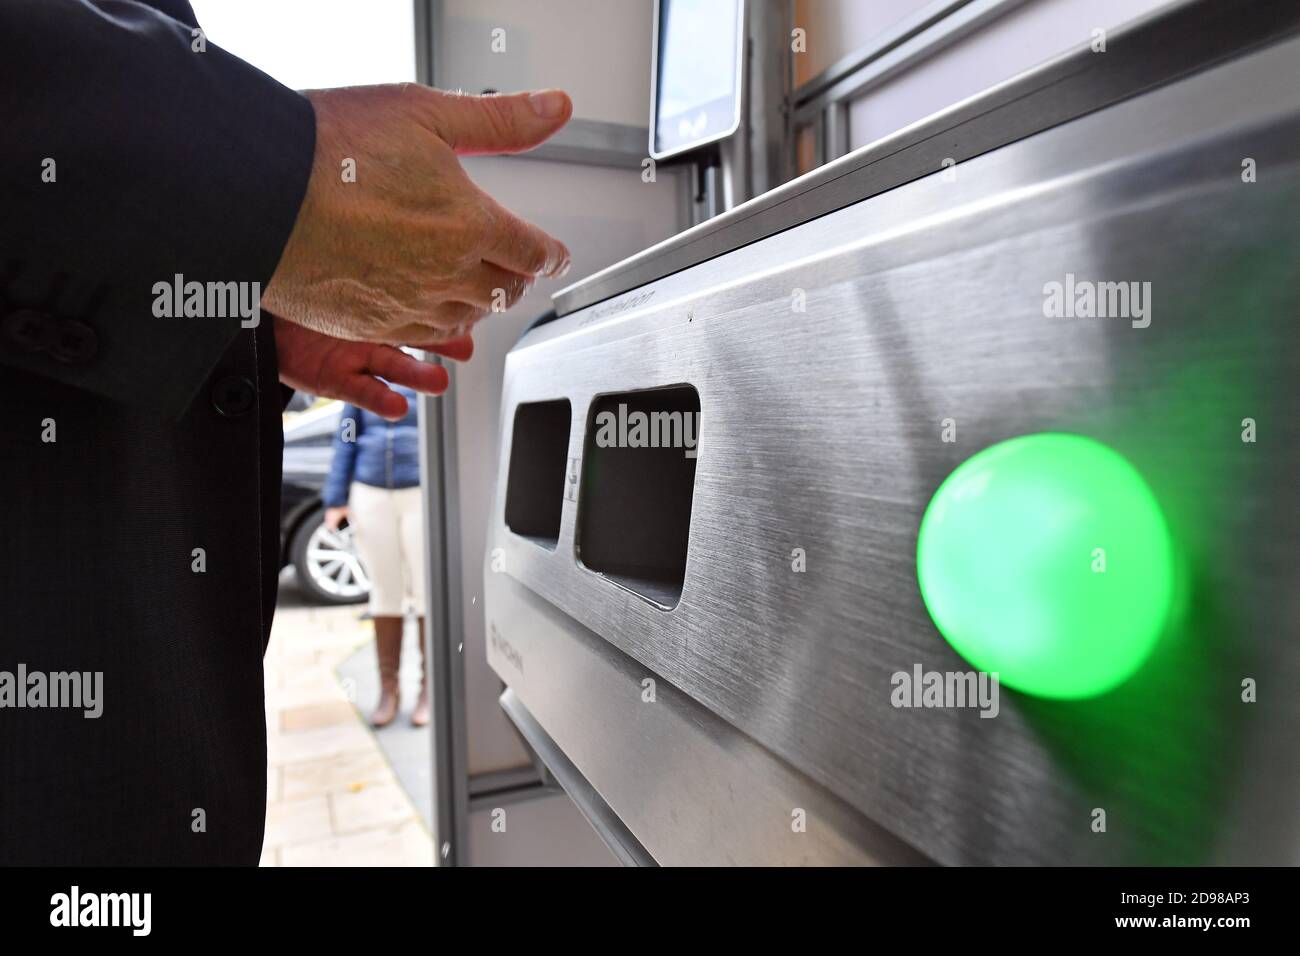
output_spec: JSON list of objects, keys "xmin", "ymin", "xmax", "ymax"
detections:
[{"xmin": 651, "ymin": 0, "xmax": 744, "ymax": 159}]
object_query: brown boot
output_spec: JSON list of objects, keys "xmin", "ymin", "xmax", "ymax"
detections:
[
  {"xmin": 411, "ymin": 617, "xmax": 430, "ymax": 727},
  {"xmin": 370, "ymin": 616, "xmax": 403, "ymax": 728}
]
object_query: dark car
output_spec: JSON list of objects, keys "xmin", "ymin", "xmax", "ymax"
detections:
[{"xmin": 280, "ymin": 400, "xmax": 370, "ymax": 604}]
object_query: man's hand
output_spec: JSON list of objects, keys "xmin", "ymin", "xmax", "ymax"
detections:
[
  {"xmin": 263, "ymin": 84, "xmax": 574, "ymax": 350},
  {"xmin": 274, "ymin": 317, "xmax": 452, "ymax": 420},
  {"xmin": 324, "ymin": 506, "xmax": 349, "ymax": 531}
]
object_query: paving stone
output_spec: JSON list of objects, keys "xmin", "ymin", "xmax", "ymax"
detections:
[
  {"xmin": 267, "ymin": 765, "xmax": 283, "ymax": 804},
  {"xmin": 283, "ymin": 750, "xmax": 397, "ymax": 800},
  {"xmin": 266, "ymin": 718, "xmax": 375, "ymax": 766},
  {"xmin": 262, "ymin": 795, "xmax": 333, "ymax": 850},
  {"xmin": 280, "ymin": 818, "xmax": 432, "ymax": 868},
  {"xmin": 280, "ymin": 699, "xmax": 359, "ymax": 733},
  {"xmin": 331, "ymin": 780, "xmax": 419, "ymax": 834},
  {"xmin": 263, "ymin": 577, "xmax": 429, "ymax": 865}
]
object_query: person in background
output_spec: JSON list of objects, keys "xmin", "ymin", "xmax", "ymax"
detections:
[{"xmin": 322, "ymin": 384, "xmax": 429, "ymax": 728}]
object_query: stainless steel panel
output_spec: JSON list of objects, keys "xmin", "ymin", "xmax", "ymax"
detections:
[
  {"xmin": 464, "ymin": 791, "xmax": 620, "ymax": 867},
  {"xmin": 491, "ymin": 578, "xmax": 927, "ymax": 865},
  {"xmin": 498, "ymin": 688, "xmax": 658, "ymax": 867},
  {"xmin": 486, "ymin": 32, "xmax": 1300, "ymax": 865}
]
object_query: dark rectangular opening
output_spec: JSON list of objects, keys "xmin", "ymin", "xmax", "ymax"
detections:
[
  {"xmin": 577, "ymin": 386, "xmax": 700, "ymax": 609},
  {"xmin": 504, "ymin": 399, "xmax": 572, "ymax": 549}
]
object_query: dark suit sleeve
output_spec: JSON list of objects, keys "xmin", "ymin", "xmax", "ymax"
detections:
[{"xmin": 0, "ymin": 0, "xmax": 316, "ymax": 417}]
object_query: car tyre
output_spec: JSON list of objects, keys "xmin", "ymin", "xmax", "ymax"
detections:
[{"xmin": 290, "ymin": 506, "xmax": 370, "ymax": 606}]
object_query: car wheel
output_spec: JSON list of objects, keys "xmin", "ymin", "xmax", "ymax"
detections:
[{"xmin": 290, "ymin": 507, "xmax": 370, "ymax": 605}]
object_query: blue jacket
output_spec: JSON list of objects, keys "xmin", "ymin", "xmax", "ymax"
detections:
[{"xmin": 322, "ymin": 387, "xmax": 421, "ymax": 506}]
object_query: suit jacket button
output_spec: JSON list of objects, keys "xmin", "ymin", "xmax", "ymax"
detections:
[
  {"xmin": 49, "ymin": 318, "xmax": 99, "ymax": 364},
  {"xmin": 2, "ymin": 308, "xmax": 57, "ymax": 352},
  {"xmin": 212, "ymin": 375, "xmax": 256, "ymax": 418}
]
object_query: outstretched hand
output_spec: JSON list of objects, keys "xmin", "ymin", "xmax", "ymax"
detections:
[
  {"xmin": 263, "ymin": 84, "xmax": 573, "ymax": 349},
  {"xmin": 274, "ymin": 317, "xmax": 468, "ymax": 420}
]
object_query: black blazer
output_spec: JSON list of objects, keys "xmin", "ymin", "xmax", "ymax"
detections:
[{"xmin": 0, "ymin": 0, "xmax": 315, "ymax": 864}]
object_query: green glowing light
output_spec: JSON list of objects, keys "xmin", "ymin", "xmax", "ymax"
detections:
[{"xmin": 916, "ymin": 433, "xmax": 1174, "ymax": 700}]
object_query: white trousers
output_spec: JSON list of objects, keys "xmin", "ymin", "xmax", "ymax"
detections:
[{"xmin": 349, "ymin": 483, "xmax": 426, "ymax": 617}]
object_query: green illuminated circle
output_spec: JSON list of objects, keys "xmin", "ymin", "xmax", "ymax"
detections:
[{"xmin": 916, "ymin": 433, "xmax": 1174, "ymax": 699}]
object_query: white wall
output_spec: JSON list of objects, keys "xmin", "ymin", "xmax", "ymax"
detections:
[{"xmin": 438, "ymin": 0, "xmax": 655, "ymax": 124}]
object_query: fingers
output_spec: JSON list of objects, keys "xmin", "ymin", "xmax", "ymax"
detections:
[
  {"xmin": 351, "ymin": 376, "xmax": 414, "ymax": 421},
  {"xmin": 337, "ymin": 345, "xmax": 450, "ymax": 421},
  {"xmin": 363, "ymin": 344, "xmax": 451, "ymax": 396},
  {"xmin": 423, "ymin": 334, "xmax": 474, "ymax": 362},
  {"xmin": 424, "ymin": 89, "xmax": 572, "ymax": 156},
  {"xmin": 271, "ymin": 87, "xmax": 572, "ymax": 350},
  {"xmin": 479, "ymin": 195, "xmax": 570, "ymax": 277}
]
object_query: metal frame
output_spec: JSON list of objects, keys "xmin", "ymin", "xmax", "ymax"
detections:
[
  {"xmin": 744, "ymin": 0, "xmax": 796, "ymax": 199},
  {"xmin": 415, "ymin": 0, "xmax": 1114, "ymax": 865},
  {"xmin": 794, "ymin": 0, "xmax": 1030, "ymax": 164},
  {"xmin": 794, "ymin": 0, "xmax": 1019, "ymax": 120},
  {"xmin": 494, "ymin": 21, "xmax": 1300, "ymax": 864},
  {"xmin": 417, "ymin": 377, "xmax": 464, "ymax": 867},
  {"xmin": 413, "ymin": 0, "xmax": 469, "ymax": 869},
  {"xmin": 419, "ymin": 0, "xmax": 1300, "ymax": 867}
]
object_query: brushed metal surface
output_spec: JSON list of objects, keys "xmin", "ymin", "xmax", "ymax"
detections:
[
  {"xmin": 486, "ymin": 34, "xmax": 1300, "ymax": 864},
  {"xmin": 490, "ymin": 578, "xmax": 927, "ymax": 865},
  {"xmin": 552, "ymin": 0, "xmax": 1300, "ymax": 318},
  {"xmin": 498, "ymin": 688, "xmax": 658, "ymax": 867}
]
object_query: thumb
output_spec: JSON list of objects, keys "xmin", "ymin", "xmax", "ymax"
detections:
[{"xmin": 426, "ymin": 89, "xmax": 572, "ymax": 155}]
